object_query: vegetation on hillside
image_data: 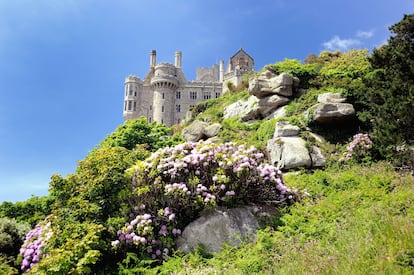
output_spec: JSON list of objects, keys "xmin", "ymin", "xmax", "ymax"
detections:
[{"xmin": 0, "ymin": 14, "xmax": 413, "ymax": 274}]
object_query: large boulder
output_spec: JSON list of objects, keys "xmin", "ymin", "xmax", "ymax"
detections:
[
  {"xmin": 176, "ymin": 207, "xmax": 260, "ymax": 253},
  {"xmin": 255, "ymin": 95, "xmax": 290, "ymax": 119},
  {"xmin": 267, "ymin": 136, "xmax": 312, "ymax": 169},
  {"xmin": 249, "ymin": 72, "xmax": 294, "ymax": 98},
  {"xmin": 223, "ymin": 95, "xmax": 259, "ymax": 121},
  {"xmin": 224, "ymin": 95, "xmax": 289, "ymax": 121},
  {"xmin": 274, "ymin": 121, "xmax": 301, "ymax": 137},
  {"xmin": 265, "ymin": 106, "xmax": 287, "ymax": 120},
  {"xmin": 311, "ymin": 102, "xmax": 355, "ymax": 124},
  {"xmin": 317, "ymin": 92, "xmax": 347, "ymax": 103},
  {"xmin": 182, "ymin": 120, "xmax": 222, "ymax": 142},
  {"xmin": 310, "ymin": 146, "xmax": 326, "ymax": 168}
]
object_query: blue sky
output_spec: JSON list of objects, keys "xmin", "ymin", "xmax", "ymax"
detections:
[{"xmin": 0, "ymin": 0, "xmax": 413, "ymax": 202}]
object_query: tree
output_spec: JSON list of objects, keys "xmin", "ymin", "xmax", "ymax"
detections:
[
  {"xmin": 360, "ymin": 14, "xmax": 414, "ymax": 160},
  {"xmin": 99, "ymin": 117, "xmax": 182, "ymax": 151}
]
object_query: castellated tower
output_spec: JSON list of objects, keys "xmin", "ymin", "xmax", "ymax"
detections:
[
  {"xmin": 151, "ymin": 63, "xmax": 179, "ymax": 126},
  {"xmin": 123, "ymin": 49, "xmax": 254, "ymax": 127}
]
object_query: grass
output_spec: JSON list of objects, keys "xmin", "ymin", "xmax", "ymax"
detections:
[{"xmin": 155, "ymin": 162, "xmax": 414, "ymax": 274}]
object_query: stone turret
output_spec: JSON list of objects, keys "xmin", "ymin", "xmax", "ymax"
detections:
[
  {"xmin": 151, "ymin": 63, "xmax": 179, "ymax": 126},
  {"xmin": 123, "ymin": 75, "xmax": 143, "ymax": 120}
]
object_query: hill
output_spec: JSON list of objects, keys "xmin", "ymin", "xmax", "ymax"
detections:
[{"xmin": 1, "ymin": 14, "xmax": 413, "ymax": 274}]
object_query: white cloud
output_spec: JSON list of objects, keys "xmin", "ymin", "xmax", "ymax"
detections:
[
  {"xmin": 323, "ymin": 35, "xmax": 361, "ymax": 51},
  {"xmin": 356, "ymin": 30, "xmax": 374, "ymax": 39},
  {"xmin": 322, "ymin": 29, "xmax": 375, "ymax": 51}
]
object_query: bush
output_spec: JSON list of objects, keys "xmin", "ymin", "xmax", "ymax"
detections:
[{"xmin": 111, "ymin": 141, "xmax": 298, "ymax": 266}]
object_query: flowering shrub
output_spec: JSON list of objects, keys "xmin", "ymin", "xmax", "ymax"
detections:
[
  {"xmin": 112, "ymin": 141, "xmax": 297, "ymax": 262},
  {"xmin": 341, "ymin": 133, "xmax": 372, "ymax": 162},
  {"xmin": 19, "ymin": 221, "xmax": 52, "ymax": 272}
]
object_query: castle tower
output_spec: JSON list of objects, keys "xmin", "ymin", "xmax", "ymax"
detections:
[
  {"xmin": 123, "ymin": 75, "xmax": 143, "ymax": 120},
  {"xmin": 151, "ymin": 63, "xmax": 179, "ymax": 126}
]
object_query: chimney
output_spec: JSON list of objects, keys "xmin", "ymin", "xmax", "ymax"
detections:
[
  {"xmin": 175, "ymin": 51, "xmax": 182, "ymax": 68},
  {"xmin": 219, "ymin": 59, "xmax": 224, "ymax": 82},
  {"xmin": 150, "ymin": 50, "xmax": 156, "ymax": 68}
]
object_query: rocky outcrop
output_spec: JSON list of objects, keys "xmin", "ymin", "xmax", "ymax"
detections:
[
  {"xmin": 223, "ymin": 69, "xmax": 302, "ymax": 121},
  {"xmin": 223, "ymin": 95, "xmax": 259, "ymax": 121},
  {"xmin": 249, "ymin": 72, "xmax": 294, "ymax": 98},
  {"xmin": 308, "ymin": 93, "xmax": 355, "ymax": 124},
  {"xmin": 223, "ymin": 94, "xmax": 289, "ymax": 121},
  {"xmin": 274, "ymin": 120, "xmax": 300, "ymax": 137},
  {"xmin": 266, "ymin": 121, "xmax": 326, "ymax": 170},
  {"xmin": 176, "ymin": 207, "xmax": 260, "ymax": 253},
  {"xmin": 182, "ymin": 120, "xmax": 222, "ymax": 142},
  {"xmin": 267, "ymin": 136, "xmax": 312, "ymax": 169}
]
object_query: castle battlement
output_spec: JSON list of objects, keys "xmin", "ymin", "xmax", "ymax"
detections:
[{"xmin": 123, "ymin": 49, "xmax": 254, "ymax": 126}]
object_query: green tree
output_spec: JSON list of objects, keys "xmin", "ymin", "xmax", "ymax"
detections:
[
  {"xmin": 318, "ymin": 49, "xmax": 371, "ymax": 96},
  {"xmin": 360, "ymin": 14, "xmax": 414, "ymax": 160},
  {"xmin": 0, "ymin": 196, "xmax": 55, "ymax": 227},
  {"xmin": 99, "ymin": 117, "xmax": 182, "ymax": 151},
  {"xmin": 0, "ymin": 218, "xmax": 30, "ymax": 266}
]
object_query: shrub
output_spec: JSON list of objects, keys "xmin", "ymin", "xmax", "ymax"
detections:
[{"xmin": 111, "ymin": 141, "xmax": 297, "ymax": 265}]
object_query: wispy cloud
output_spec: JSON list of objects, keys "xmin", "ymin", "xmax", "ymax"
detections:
[
  {"xmin": 356, "ymin": 30, "xmax": 374, "ymax": 39},
  {"xmin": 323, "ymin": 36, "xmax": 361, "ymax": 51},
  {"xmin": 322, "ymin": 29, "xmax": 375, "ymax": 51}
]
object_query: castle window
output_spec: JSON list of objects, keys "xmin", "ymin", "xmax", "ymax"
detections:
[
  {"xmin": 124, "ymin": 101, "xmax": 127, "ymax": 111},
  {"xmin": 149, "ymin": 117, "xmax": 152, "ymax": 122},
  {"xmin": 190, "ymin": 91, "xmax": 197, "ymax": 100},
  {"xmin": 134, "ymin": 91, "xmax": 137, "ymax": 96},
  {"xmin": 162, "ymin": 93, "xmax": 165, "ymax": 99},
  {"xmin": 203, "ymin": 91, "xmax": 211, "ymax": 100},
  {"xmin": 215, "ymin": 92, "xmax": 221, "ymax": 98},
  {"xmin": 162, "ymin": 105, "xmax": 164, "ymax": 112},
  {"xmin": 133, "ymin": 101, "xmax": 137, "ymax": 111},
  {"xmin": 129, "ymin": 89, "xmax": 133, "ymax": 96},
  {"xmin": 149, "ymin": 105, "xmax": 152, "ymax": 110},
  {"xmin": 176, "ymin": 91, "xmax": 181, "ymax": 99},
  {"xmin": 127, "ymin": 100, "xmax": 132, "ymax": 111},
  {"xmin": 176, "ymin": 104, "xmax": 181, "ymax": 112},
  {"xmin": 189, "ymin": 104, "xmax": 195, "ymax": 109}
]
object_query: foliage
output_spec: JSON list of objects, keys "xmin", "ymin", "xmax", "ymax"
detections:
[
  {"xmin": 340, "ymin": 133, "xmax": 372, "ymax": 163},
  {"xmin": 99, "ymin": 117, "xmax": 182, "ymax": 151},
  {"xmin": 157, "ymin": 162, "xmax": 414, "ymax": 274},
  {"xmin": 19, "ymin": 221, "xmax": 52, "ymax": 272},
  {"xmin": 269, "ymin": 58, "xmax": 321, "ymax": 88},
  {"xmin": 0, "ymin": 195, "xmax": 55, "ymax": 227},
  {"xmin": 358, "ymin": 14, "xmax": 414, "ymax": 164},
  {"xmin": 0, "ymin": 217, "xmax": 30, "ymax": 270},
  {"xmin": 111, "ymin": 141, "xmax": 297, "ymax": 269},
  {"xmin": 191, "ymin": 89, "xmax": 249, "ymax": 122}
]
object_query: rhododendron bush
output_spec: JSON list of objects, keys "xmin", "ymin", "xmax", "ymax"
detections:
[{"xmin": 112, "ymin": 141, "xmax": 297, "ymax": 261}]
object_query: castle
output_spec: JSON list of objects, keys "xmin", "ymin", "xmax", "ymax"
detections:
[{"xmin": 123, "ymin": 48, "xmax": 254, "ymax": 126}]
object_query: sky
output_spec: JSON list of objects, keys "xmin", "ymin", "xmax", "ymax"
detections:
[{"xmin": 0, "ymin": 0, "xmax": 413, "ymax": 203}]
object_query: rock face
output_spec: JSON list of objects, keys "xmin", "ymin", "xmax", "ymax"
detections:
[
  {"xmin": 274, "ymin": 121, "xmax": 300, "ymax": 137},
  {"xmin": 267, "ymin": 136, "xmax": 312, "ymax": 169},
  {"xmin": 308, "ymin": 93, "xmax": 355, "ymax": 124},
  {"xmin": 176, "ymin": 207, "xmax": 260, "ymax": 253},
  {"xmin": 223, "ymin": 95, "xmax": 259, "ymax": 121},
  {"xmin": 266, "ymin": 121, "xmax": 326, "ymax": 170},
  {"xmin": 182, "ymin": 120, "xmax": 222, "ymax": 142},
  {"xmin": 223, "ymin": 94, "xmax": 289, "ymax": 121},
  {"xmin": 249, "ymin": 72, "xmax": 294, "ymax": 98}
]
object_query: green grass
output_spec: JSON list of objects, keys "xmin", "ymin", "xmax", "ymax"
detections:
[{"xmin": 155, "ymin": 162, "xmax": 414, "ymax": 274}]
